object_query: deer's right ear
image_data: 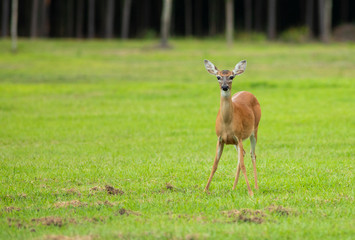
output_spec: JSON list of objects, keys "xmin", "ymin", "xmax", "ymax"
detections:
[{"xmin": 204, "ymin": 60, "xmax": 219, "ymax": 75}]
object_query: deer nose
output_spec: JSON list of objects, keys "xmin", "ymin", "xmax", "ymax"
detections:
[{"xmin": 222, "ymin": 85, "xmax": 229, "ymax": 91}]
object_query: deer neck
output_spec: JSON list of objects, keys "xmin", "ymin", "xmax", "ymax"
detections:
[{"xmin": 220, "ymin": 91, "xmax": 234, "ymax": 123}]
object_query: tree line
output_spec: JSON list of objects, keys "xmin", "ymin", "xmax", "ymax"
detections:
[{"xmin": 1, "ymin": 0, "xmax": 354, "ymax": 48}]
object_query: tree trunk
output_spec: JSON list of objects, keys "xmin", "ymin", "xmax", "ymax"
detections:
[
  {"xmin": 121, "ymin": 0, "xmax": 132, "ymax": 39},
  {"xmin": 31, "ymin": 0, "xmax": 39, "ymax": 38},
  {"xmin": 2, "ymin": 0, "xmax": 10, "ymax": 37},
  {"xmin": 76, "ymin": 0, "xmax": 83, "ymax": 38},
  {"xmin": 184, "ymin": 0, "xmax": 192, "ymax": 36},
  {"xmin": 226, "ymin": 0, "xmax": 234, "ymax": 46},
  {"xmin": 340, "ymin": 0, "xmax": 348, "ymax": 23},
  {"xmin": 88, "ymin": 0, "xmax": 95, "ymax": 38},
  {"xmin": 105, "ymin": 0, "xmax": 115, "ymax": 38},
  {"xmin": 170, "ymin": 0, "xmax": 175, "ymax": 37},
  {"xmin": 195, "ymin": 0, "xmax": 202, "ymax": 36},
  {"xmin": 11, "ymin": 0, "xmax": 18, "ymax": 53},
  {"xmin": 209, "ymin": 0, "xmax": 217, "ymax": 36},
  {"xmin": 255, "ymin": 0, "xmax": 263, "ymax": 32},
  {"xmin": 160, "ymin": 0, "xmax": 172, "ymax": 48},
  {"xmin": 244, "ymin": 0, "xmax": 252, "ymax": 32},
  {"xmin": 40, "ymin": 0, "xmax": 50, "ymax": 37},
  {"xmin": 216, "ymin": 0, "xmax": 222, "ymax": 35},
  {"xmin": 305, "ymin": 0, "xmax": 314, "ymax": 39},
  {"xmin": 318, "ymin": 0, "xmax": 332, "ymax": 43},
  {"xmin": 140, "ymin": 0, "xmax": 150, "ymax": 36},
  {"xmin": 267, "ymin": 0, "xmax": 276, "ymax": 40},
  {"xmin": 66, "ymin": 0, "xmax": 74, "ymax": 37}
]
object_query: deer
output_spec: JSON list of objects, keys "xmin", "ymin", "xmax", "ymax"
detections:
[{"xmin": 203, "ymin": 59, "xmax": 261, "ymax": 196}]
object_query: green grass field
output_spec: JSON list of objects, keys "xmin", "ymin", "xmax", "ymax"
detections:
[{"xmin": 0, "ymin": 39, "xmax": 354, "ymax": 239}]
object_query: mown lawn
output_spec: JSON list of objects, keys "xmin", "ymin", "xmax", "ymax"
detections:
[{"xmin": 0, "ymin": 39, "xmax": 354, "ymax": 239}]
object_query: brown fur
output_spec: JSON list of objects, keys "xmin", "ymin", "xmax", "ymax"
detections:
[
  {"xmin": 216, "ymin": 91, "xmax": 261, "ymax": 144},
  {"xmin": 221, "ymin": 70, "xmax": 232, "ymax": 75}
]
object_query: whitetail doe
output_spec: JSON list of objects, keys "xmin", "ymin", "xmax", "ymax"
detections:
[{"xmin": 203, "ymin": 59, "xmax": 261, "ymax": 196}]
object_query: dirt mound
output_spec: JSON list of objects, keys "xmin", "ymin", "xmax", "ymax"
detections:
[
  {"xmin": 222, "ymin": 209, "xmax": 266, "ymax": 224},
  {"xmin": 266, "ymin": 205, "xmax": 295, "ymax": 216},
  {"xmin": 31, "ymin": 217, "xmax": 65, "ymax": 227},
  {"xmin": 161, "ymin": 183, "xmax": 185, "ymax": 193},
  {"xmin": 105, "ymin": 185, "xmax": 124, "ymax": 195},
  {"xmin": 165, "ymin": 183, "xmax": 174, "ymax": 190}
]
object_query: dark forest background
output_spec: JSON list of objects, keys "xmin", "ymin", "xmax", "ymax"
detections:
[{"xmin": 1, "ymin": 0, "xmax": 355, "ymax": 41}]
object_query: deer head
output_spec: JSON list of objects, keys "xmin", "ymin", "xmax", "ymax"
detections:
[{"xmin": 204, "ymin": 60, "xmax": 247, "ymax": 96}]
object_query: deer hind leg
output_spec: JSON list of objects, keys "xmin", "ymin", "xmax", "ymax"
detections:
[
  {"xmin": 204, "ymin": 138, "xmax": 224, "ymax": 191},
  {"xmin": 238, "ymin": 139, "xmax": 254, "ymax": 196},
  {"xmin": 250, "ymin": 132, "xmax": 259, "ymax": 189}
]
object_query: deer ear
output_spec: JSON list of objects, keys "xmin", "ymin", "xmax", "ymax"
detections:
[
  {"xmin": 233, "ymin": 60, "xmax": 247, "ymax": 76},
  {"xmin": 204, "ymin": 59, "xmax": 219, "ymax": 75}
]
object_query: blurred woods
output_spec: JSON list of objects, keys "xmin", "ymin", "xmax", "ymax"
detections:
[{"xmin": 1, "ymin": 0, "xmax": 355, "ymax": 48}]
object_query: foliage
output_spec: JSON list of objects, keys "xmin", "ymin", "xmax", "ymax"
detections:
[
  {"xmin": 141, "ymin": 29, "xmax": 158, "ymax": 39},
  {"xmin": 0, "ymin": 39, "xmax": 354, "ymax": 239},
  {"xmin": 279, "ymin": 26, "xmax": 310, "ymax": 43},
  {"xmin": 236, "ymin": 31, "xmax": 267, "ymax": 42}
]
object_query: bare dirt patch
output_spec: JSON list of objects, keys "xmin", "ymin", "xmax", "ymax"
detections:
[
  {"xmin": 83, "ymin": 216, "xmax": 106, "ymax": 223},
  {"xmin": 31, "ymin": 217, "xmax": 69, "ymax": 227},
  {"xmin": 88, "ymin": 186, "xmax": 104, "ymax": 196},
  {"xmin": 90, "ymin": 186, "xmax": 103, "ymax": 191},
  {"xmin": 96, "ymin": 200, "xmax": 115, "ymax": 207},
  {"xmin": 161, "ymin": 183, "xmax": 185, "ymax": 193},
  {"xmin": 54, "ymin": 200, "xmax": 117, "ymax": 208},
  {"xmin": 160, "ymin": 183, "xmax": 175, "ymax": 193},
  {"xmin": 54, "ymin": 200, "xmax": 87, "ymax": 208},
  {"xmin": 222, "ymin": 209, "xmax": 266, "ymax": 224},
  {"xmin": 166, "ymin": 182, "xmax": 175, "ymax": 190},
  {"xmin": 117, "ymin": 208, "xmax": 141, "ymax": 216},
  {"xmin": 265, "ymin": 205, "xmax": 295, "ymax": 216},
  {"xmin": 105, "ymin": 185, "xmax": 124, "ymax": 195},
  {"xmin": 3, "ymin": 206, "xmax": 21, "ymax": 212},
  {"xmin": 65, "ymin": 189, "xmax": 82, "ymax": 196}
]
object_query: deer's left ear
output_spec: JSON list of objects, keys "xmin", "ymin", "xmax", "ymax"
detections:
[{"xmin": 233, "ymin": 60, "xmax": 247, "ymax": 76}]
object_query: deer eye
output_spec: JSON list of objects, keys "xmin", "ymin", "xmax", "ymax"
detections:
[
  {"xmin": 217, "ymin": 76, "xmax": 221, "ymax": 80},
  {"xmin": 229, "ymin": 76, "xmax": 234, "ymax": 80}
]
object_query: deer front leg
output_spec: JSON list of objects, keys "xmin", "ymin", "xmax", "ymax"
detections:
[
  {"xmin": 204, "ymin": 137, "xmax": 224, "ymax": 192},
  {"xmin": 232, "ymin": 145, "xmax": 241, "ymax": 190},
  {"xmin": 238, "ymin": 139, "xmax": 254, "ymax": 196}
]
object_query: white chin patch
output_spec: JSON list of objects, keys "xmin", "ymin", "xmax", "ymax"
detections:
[{"xmin": 221, "ymin": 90, "xmax": 230, "ymax": 97}]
